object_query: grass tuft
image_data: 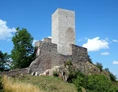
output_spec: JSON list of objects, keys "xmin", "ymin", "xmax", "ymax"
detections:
[{"xmin": 2, "ymin": 75, "xmax": 41, "ymax": 92}]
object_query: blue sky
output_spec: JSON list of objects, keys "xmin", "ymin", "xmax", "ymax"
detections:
[{"xmin": 0, "ymin": 0, "xmax": 118, "ymax": 77}]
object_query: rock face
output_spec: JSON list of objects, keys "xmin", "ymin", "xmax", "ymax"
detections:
[{"xmin": 28, "ymin": 38, "xmax": 88, "ymax": 75}]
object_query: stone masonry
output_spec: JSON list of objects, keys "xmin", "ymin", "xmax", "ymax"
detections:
[
  {"xmin": 29, "ymin": 38, "xmax": 88, "ymax": 74},
  {"xmin": 52, "ymin": 8, "xmax": 75, "ymax": 55},
  {"xmin": 0, "ymin": 8, "xmax": 110, "ymax": 79},
  {"xmin": 28, "ymin": 8, "xmax": 88, "ymax": 75}
]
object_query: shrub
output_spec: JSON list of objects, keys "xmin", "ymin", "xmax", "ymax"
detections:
[
  {"xmin": 67, "ymin": 70, "xmax": 79, "ymax": 83},
  {"xmin": 96, "ymin": 62, "xmax": 103, "ymax": 71},
  {"xmin": 110, "ymin": 73, "xmax": 117, "ymax": 82},
  {"xmin": 72, "ymin": 72, "xmax": 88, "ymax": 91},
  {"xmin": 104, "ymin": 68, "xmax": 117, "ymax": 81},
  {"xmin": 88, "ymin": 55, "xmax": 93, "ymax": 64},
  {"xmin": 87, "ymin": 74, "xmax": 111, "ymax": 91},
  {"xmin": 53, "ymin": 71, "xmax": 59, "ymax": 77},
  {"xmin": 64, "ymin": 60, "xmax": 72, "ymax": 66}
]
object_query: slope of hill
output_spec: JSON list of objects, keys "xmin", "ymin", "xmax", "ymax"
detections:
[{"xmin": 0, "ymin": 75, "xmax": 77, "ymax": 92}]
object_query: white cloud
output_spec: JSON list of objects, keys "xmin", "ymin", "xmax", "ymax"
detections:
[
  {"xmin": 33, "ymin": 40, "xmax": 38, "ymax": 46},
  {"xmin": 112, "ymin": 40, "xmax": 118, "ymax": 42},
  {"xmin": 0, "ymin": 19, "xmax": 16, "ymax": 40},
  {"xmin": 83, "ymin": 37, "xmax": 109, "ymax": 51},
  {"xmin": 101, "ymin": 52, "xmax": 109, "ymax": 56},
  {"xmin": 113, "ymin": 61, "xmax": 118, "ymax": 65},
  {"xmin": 48, "ymin": 36, "xmax": 52, "ymax": 38}
]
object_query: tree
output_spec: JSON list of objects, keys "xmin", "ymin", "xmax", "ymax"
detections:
[
  {"xmin": 88, "ymin": 55, "xmax": 93, "ymax": 63},
  {"xmin": 0, "ymin": 51, "xmax": 4, "ymax": 71},
  {"xmin": 11, "ymin": 27, "xmax": 35, "ymax": 68},
  {"xmin": 105, "ymin": 68, "xmax": 117, "ymax": 81},
  {"xmin": 96, "ymin": 62, "xmax": 103, "ymax": 71},
  {"xmin": 104, "ymin": 68, "xmax": 110, "ymax": 72},
  {"xmin": 0, "ymin": 51, "xmax": 10, "ymax": 71}
]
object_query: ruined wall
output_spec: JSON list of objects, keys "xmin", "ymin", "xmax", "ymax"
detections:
[
  {"xmin": 29, "ymin": 38, "xmax": 88, "ymax": 75},
  {"xmin": 72, "ymin": 45, "xmax": 88, "ymax": 63},
  {"xmin": 0, "ymin": 68, "xmax": 28, "ymax": 77},
  {"xmin": 29, "ymin": 8, "xmax": 88, "ymax": 75}
]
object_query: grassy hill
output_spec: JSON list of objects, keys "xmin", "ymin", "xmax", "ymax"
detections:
[
  {"xmin": 0, "ymin": 73, "xmax": 118, "ymax": 92},
  {"xmin": 1, "ymin": 75, "xmax": 77, "ymax": 92}
]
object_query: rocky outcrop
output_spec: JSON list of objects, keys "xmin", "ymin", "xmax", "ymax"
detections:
[{"xmin": 33, "ymin": 61, "xmax": 110, "ymax": 81}]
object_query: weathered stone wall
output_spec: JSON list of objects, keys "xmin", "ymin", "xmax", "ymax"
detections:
[
  {"xmin": 29, "ymin": 38, "xmax": 88, "ymax": 75},
  {"xmin": 72, "ymin": 45, "xmax": 88, "ymax": 63},
  {"xmin": 29, "ymin": 8, "xmax": 88, "ymax": 75},
  {"xmin": 0, "ymin": 68, "xmax": 28, "ymax": 77},
  {"xmin": 52, "ymin": 8, "xmax": 75, "ymax": 55}
]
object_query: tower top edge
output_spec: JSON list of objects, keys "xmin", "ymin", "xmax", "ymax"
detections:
[{"xmin": 52, "ymin": 8, "xmax": 75, "ymax": 16}]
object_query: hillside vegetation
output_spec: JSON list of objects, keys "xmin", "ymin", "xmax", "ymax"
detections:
[
  {"xmin": 0, "ymin": 72, "xmax": 118, "ymax": 92},
  {"xmin": 0, "ymin": 75, "xmax": 77, "ymax": 92}
]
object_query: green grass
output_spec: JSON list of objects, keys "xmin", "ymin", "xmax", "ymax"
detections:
[{"xmin": 15, "ymin": 75, "xmax": 77, "ymax": 92}]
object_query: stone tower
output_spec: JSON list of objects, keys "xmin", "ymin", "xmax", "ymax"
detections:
[{"xmin": 52, "ymin": 8, "xmax": 75, "ymax": 55}]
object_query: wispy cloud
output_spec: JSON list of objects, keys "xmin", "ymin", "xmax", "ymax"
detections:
[
  {"xmin": 101, "ymin": 52, "xmax": 109, "ymax": 56},
  {"xmin": 113, "ymin": 61, "xmax": 118, "ymax": 65},
  {"xmin": 78, "ymin": 37, "xmax": 87, "ymax": 42},
  {"xmin": 0, "ymin": 19, "xmax": 16, "ymax": 40},
  {"xmin": 82, "ymin": 37, "xmax": 109, "ymax": 51},
  {"xmin": 112, "ymin": 39, "xmax": 118, "ymax": 43}
]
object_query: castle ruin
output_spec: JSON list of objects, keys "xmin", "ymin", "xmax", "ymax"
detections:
[
  {"xmin": 52, "ymin": 8, "xmax": 75, "ymax": 55},
  {"xmin": 29, "ymin": 8, "xmax": 88, "ymax": 75}
]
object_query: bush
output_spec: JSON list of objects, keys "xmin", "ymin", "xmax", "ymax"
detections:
[
  {"xmin": 71, "ymin": 73, "xmax": 118, "ymax": 92},
  {"xmin": 72, "ymin": 72, "xmax": 87, "ymax": 91},
  {"xmin": 104, "ymin": 68, "xmax": 117, "ymax": 81},
  {"xmin": 96, "ymin": 62, "xmax": 103, "ymax": 71},
  {"xmin": 88, "ymin": 55, "xmax": 93, "ymax": 64},
  {"xmin": 110, "ymin": 73, "xmax": 117, "ymax": 82},
  {"xmin": 64, "ymin": 61, "xmax": 72, "ymax": 66},
  {"xmin": 87, "ymin": 75, "xmax": 111, "ymax": 91},
  {"xmin": 53, "ymin": 71, "xmax": 59, "ymax": 77}
]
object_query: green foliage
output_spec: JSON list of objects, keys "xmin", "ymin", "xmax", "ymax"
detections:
[
  {"xmin": 72, "ymin": 72, "xmax": 87, "ymax": 92},
  {"xmin": 88, "ymin": 55, "xmax": 93, "ymax": 64},
  {"xmin": 108, "ymin": 85, "xmax": 118, "ymax": 92},
  {"xmin": 104, "ymin": 68, "xmax": 110, "ymax": 72},
  {"xmin": 67, "ymin": 67, "xmax": 118, "ymax": 92},
  {"xmin": 11, "ymin": 27, "xmax": 35, "ymax": 68},
  {"xmin": 67, "ymin": 70, "xmax": 79, "ymax": 83},
  {"xmin": 64, "ymin": 60, "xmax": 72, "ymax": 66},
  {"xmin": 64, "ymin": 61, "xmax": 79, "ymax": 83},
  {"xmin": 110, "ymin": 72, "xmax": 117, "ymax": 82},
  {"xmin": 96, "ymin": 62, "xmax": 103, "ymax": 71},
  {"xmin": 53, "ymin": 71, "xmax": 58, "ymax": 77},
  {"xmin": 14, "ymin": 75, "xmax": 77, "ymax": 92},
  {"xmin": 105, "ymin": 68, "xmax": 117, "ymax": 81},
  {"xmin": 87, "ymin": 75, "xmax": 111, "ymax": 92},
  {"xmin": 0, "ymin": 51, "xmax": 4, "ymax": 71},
  {"xmin": 0, "ymin": 50, "xmax": 10, "ymax": 71}
]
